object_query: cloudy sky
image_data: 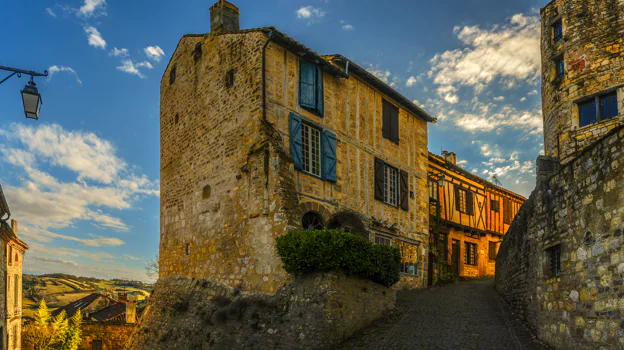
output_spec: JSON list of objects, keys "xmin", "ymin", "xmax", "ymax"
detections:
[{"xmin": 1, "ymin": 0, "xmax": 548, "ymax": 281}]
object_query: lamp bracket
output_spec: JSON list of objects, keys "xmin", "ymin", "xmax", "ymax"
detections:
[{"xmin": 0, "ymin": 65, "xmax": 48, "ymax": 86}]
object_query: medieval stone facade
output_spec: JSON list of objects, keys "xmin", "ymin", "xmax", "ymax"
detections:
[
  {"xmin": 158, "ymin": 0, "xmax": 433, "ymax": 294},
  {"xmin": 541, "ymin": 0, "xmax": 624, "ymax": 164},
  {"xmin": 0, "ymin": 219, "xmax": 28, "ymax": 350},
  {"xmin": 428, "ymin": 152, "xmax": 524, "ymax": 282}
]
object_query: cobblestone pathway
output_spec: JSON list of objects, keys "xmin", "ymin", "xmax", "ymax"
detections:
[{"xmin": 338, "ymin": 279, "xmax": 548, "ymax": 350}]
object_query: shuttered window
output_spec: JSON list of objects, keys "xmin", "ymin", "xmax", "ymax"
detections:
[
  {"xmin": 599, "ymin": 92, "xmax": 618, "ymax": 120},
  {"xmin": 555, "ymin": 57, "xmax": 565, "ymax": 80},
  {"xmin": 374, "ymin": 158, "xmax": 409, "ymax": 210},
  {"xmin": 491, "ymin": 199, "xmax": 500, "ymax": 212},
  {"xmin": 375, "ymin": 236, "xmax": 392, "ymax": 246},
  {"xmin": 382, "ymin": 99, "xmax": 399, "ymax": 144},
  {"xmin": 579, "ymin": 91, "xmax": 618, "ymax": 127},
  {"xmin": 553, "ymin": 19, "xmax": 563, "ymax": 43},
  {"xmin": 289, "ymin": 113, "xmax": 336, "ymax": 181},
  {"xmin": 464, "ymin": 242, "xmax": 477, "ymax": 266},
  {"xmin": 299, "ymin": 60, "xmax": 324, "ymax": 115},
  {"xmin": 488, "ymin": 241, "xmax": 498, "ymax": 260},
  {"xmin": 454, "ymin": 187, "xmax": 474, "ymax": 215},
  {"xmin": 503, "ymin": 197, "xmax": 513, "ymax": 224},
  {"xmin": 579, "ymin": 99, "xmax": 597, "ymax": 127}
]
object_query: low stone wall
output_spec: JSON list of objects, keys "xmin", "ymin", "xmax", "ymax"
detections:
[
  {"xmin": 496, "ymin": 126, "xmax": 624, "ymax": 349},
  {"xmin": 128, "ymin": 272, "xmax": 395, "ymax": 349}
]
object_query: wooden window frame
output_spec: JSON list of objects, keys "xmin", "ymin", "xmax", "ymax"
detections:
[
  {"xmin": 547, "ymin": 245, "xmax": 561, "ymax": 278},
  {"xmin": 553, "ymin": 55, "xmax": 565, "ymax": 82},
  {"xmin": 488, "ymin": 241, "xmax": 498, "ymax": 261},
  {"xmin": 457, "ymin": 189, "xmax": 467, "ymax": 213},
  {"xmin": 374, "ymin": 235, "xmax": 392, "ymax": 246},
  {"xmin": 382, "ymin": 99, "xmax": 399, "ymax": 144},
  {"xmin": 299, "ymin": 59, "xmax": 324, "ymax": 116},
  {"xmin": 578, "ymin": 91, "xmax": 618, "ymax": 128},
  {"xmin": 503, "ymin": 198, "xmax": 513, "ymax": 224},
  {"xmin": 552, "ymin": 19, "xmax": 563, "ymax": 44},
  {"xmin": 301, "ymin": 122, "xmax": 322, "ymax": 177},
  {"xmin": 491, "ymin": 199, "xmax": 500, "ymax": 213},
  {"xmin": 383, "ymin": 164, "xmax": 399, "ymax": 207},
  {"xmin": 464, "ymin": 242, "xmax": 477, "ymax": 266},
  {"xmin": 397, "ymin": 241, "xmax": 419, "ymax": 276}
]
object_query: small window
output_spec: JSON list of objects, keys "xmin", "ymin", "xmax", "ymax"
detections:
[
  {"xmin": 299, "ymin": 60, "xmax": 323, "ymax": 115},
  {"xmin": 503, "ymin": 198, "xmax": 513, "ymax": 224},
  {"xmin": 488, "ymin": 241, "xmax": 498, "ymax": 260},
  {"xmin": 599, "ymin": 92, "xmax": 618, "ymax": 120},
  {"xmin": 225, "ymin": 69, "xmax": 236, "ymax": 88},
  {"xmin": 547, "ymin": 245, "xmax": 561, "ymax": 277},
  {"xmin": 193, "ymin": 42, "xmax": 203, "ymax": 62},
  {"xmin": 464, "ymin": 242, "xmax": 477, "ymax": 266},
  {"xmin": 175, "ymin": 114, "xmax": 179, "ymax": 124},
  {"xmin": 554, "ymin": 56, "xmax": 565, "ymax": 81},
  {"xmin": 185, "ymin": 243, "xmax": 190, "ymax": 256},
  {"xmin": 457, "ymin": 189, "xmax": 467, "ymax": 213},
  {"xmin": 397, "ymin": 241, "xmax": 419, "ymax": 275},
  {"xmin": 8, "ymin": 245, "xmax": 12, "ymax": 265},
  {"xmin": 13, "ymin": 275, "xmax": 18, "ymax": 305},
  {"xmin": 301, "ymin": 123, "xmax": 321, "ymax": 177},
  {"xmin": 491, "ymin": 199, "xmax": 500, "ymax": 213},
  {"xmin": 375, "ymin": 236, "xmax": 392, "ymax": 246},
  {"xmin": 552, "ymin": 19, "xmax": 563, "ymax": 43},
  {"xmin": 169, "ymin": 64, "xmax": 177, "ymax": 85},
  {"xmin": 302, "ymin": 212, "xmax": 324, "ymax": 230},
  {"xmin": 429, "ymin": 180, "xmax": 439, "ymax": 202},
  {"xmin": 202, "ymin": 185, "xmax": 211, "ymax": 199},
  {"xmin": 382, "ymin": 99, "xmax": 399, "ymax": 143},
  {"xmin": 579, "ymin": 91, "xmax": 618, "ymax": 127},
  {"xmin": 383, "ymin": 164, "xmax": 398, "ymax": 206},
  {"xmin": 579, "ymin": 99, "xmax": 597, "ymax": 127}
]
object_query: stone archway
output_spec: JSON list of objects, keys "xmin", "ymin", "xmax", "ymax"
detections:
[
  {"xmin": 327, "ymin": 211, "xmax": 369, "ymax": 239},
  {"xmin": 297, "ymin": 202, "xmax": 332, "ymax": 230}
]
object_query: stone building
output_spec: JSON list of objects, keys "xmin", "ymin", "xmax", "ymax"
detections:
[
  {"xmin": 0, "ymin": 185, "xmax": 28, "ymax": 350},
  {"xmin": 428, "ymin": 151, "xmax": 524, "ymax": 283},
  {"xmin": 48, "ymin": 292, "xmax": 136, "ymax": 350},
  {"xmin": 541, "ymin": 0, "xmax": 624, "ymax": 164},
  {"xmin": 158, "ymin": 0, "xmax": 434, "ymax": 294},
  {"xmin": 496, "ymin": 0, "xmax": 624, "ymax": 348}
]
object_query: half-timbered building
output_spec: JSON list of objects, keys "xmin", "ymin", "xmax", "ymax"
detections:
[{"xmin": 427, "ymin": 151, "xmax": 525, "ymax": 282}]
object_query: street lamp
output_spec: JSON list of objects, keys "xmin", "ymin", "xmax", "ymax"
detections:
[
  {"xmin": 21, "ymin": 77, "xmax": 42, "ymax": 120},
  {"xmin": 0, "ymin": 65, "xmax": 48, "ymax": 121},
  {"xmin": 437, "ymin": 175, "xmax": 446, "ymax": 188}
]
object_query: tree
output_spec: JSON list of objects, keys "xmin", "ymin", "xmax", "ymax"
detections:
[
  {"xmin": 23, "ymin": 299, "xmax": 82, "ymax": 350},
  {"xmin": 145, "ymin": 253, "xmax": 159, "ymax": 280}
]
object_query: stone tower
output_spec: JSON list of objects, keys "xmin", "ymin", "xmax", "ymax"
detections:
[
  {"xmin": 541, "ymin": 0, "xmax": 624, "ymax": 164},
  {"xmin": 1, "ymin": 219, "xmax": 28, "ymax": 350}
]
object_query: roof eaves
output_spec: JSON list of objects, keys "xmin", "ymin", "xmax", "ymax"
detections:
[{"xmin": 328, "ymin": 55, "xmax": 436, "ymax": 123}]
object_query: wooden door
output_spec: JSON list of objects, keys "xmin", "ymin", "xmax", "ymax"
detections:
[
  {"xmin": 452, "ymin": 240, "xmax": 460, "ymax": 276},
  {"xmin": 92, "ymin": 340, "xmax": 103, "ymax": 350}
]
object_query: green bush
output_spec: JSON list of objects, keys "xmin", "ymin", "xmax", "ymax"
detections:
[{"xmin": 275, "ymin": 229, "xmax": 401, "ymax": 287}]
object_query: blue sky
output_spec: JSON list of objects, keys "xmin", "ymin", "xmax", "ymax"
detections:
[{"xmin": 1, "ymin": 0, "xmax": 549, "ymax": 281}]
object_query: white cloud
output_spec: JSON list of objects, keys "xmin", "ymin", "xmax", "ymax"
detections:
[
  {"xmin": 144, "ymin": 46, "xmax": 165, "ymax": 62},
  {"xmin": 494, "ymin": 96, "xmax": 505, "ymax": 101},
  {"xmin": 48, "ymin": 66, "xmax": 82, "ymax": 86},
  {"xmin": 31, "ymin": 256, "xmax": 78, "ymax": 266},
  {"xmin": 529, "ymin": 89, "xmax": 538, "ymax": 95},
  {"xmin": 456, "ymin": 160, "xmax": 468, "ymax": 168},
  {"xmin": 109, "ymin": 47, "xmax": 129, "ymax": 58},
  {"xmin": 46, "ymin": 8, "xmax": 57, "ymax": 17},
  {"xmin": 296, "ymin": 6, "xmax": 326, "ymax": 24},
  {"xmin": 116, "ymin": 60, "xmax": 153, "ymax": 79},
  {"xmin": 428, "ymin": 13, "xmax": 540, "ymax": 103},
  {"xmin": 79, "ymin": 0, "xmax": 107, "ymax": 17},
  {"xmin": 84, "ymin": 26, "xmax": 106, "ymax": 49},
  {"xmin": 0, "ymin": 123, "xmax": 159, "ymax": 235},
  {"xmin": 340, "ymin": 20, "xmax": 354, "ymax": 31},
  {"xmin": 520, "ymin": 97, "xmax": 527, "ymax": 102},
  {"xmin": 406, "ymin": 76, "xmax": 419, "ymax": 87},
  {"xmin": 366, "ymin": 64, "xmax": 401, "ymax": 88},
  {"xmin": 437, "ymin": 85, "xmax": 458, "ymax": 104}
]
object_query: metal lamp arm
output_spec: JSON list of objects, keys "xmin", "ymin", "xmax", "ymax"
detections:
[{"xmin": 0, "ymin": 65, "xmax": 48, "ymax": 85}]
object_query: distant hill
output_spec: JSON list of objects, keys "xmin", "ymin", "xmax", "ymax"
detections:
[{"xmin": 23, "ymin": 274, "xmax": 153, "ymax": 319}]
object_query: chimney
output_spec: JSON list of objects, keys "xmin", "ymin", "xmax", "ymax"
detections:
[
  {"xmin": 442, "ymin": 151, "xmax": 457, "ymax": 166},
  {"xmin": 11, "ymin": 219, "xmax": 17, "ymax": 236},
  {"xmin": 210, "ymin": 0, "xmax": 240, "ymax": 33},
  {"xmin": 119, "ymin": 292, "xmax": 137, "ymax": 324}
]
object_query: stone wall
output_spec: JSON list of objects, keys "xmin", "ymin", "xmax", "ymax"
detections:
[
  {"xmin": 541, "ymin": 0, "xmax": 624, "ymax": 163},
  {"xmin": 496, "ymin": 126, "xmax": 624, "ymax": 349},
  {"xmin": 128, "ymin": 272, "xmax": 395, "ymax": 349},
  {"xmin": 79, "ymin": 323, "xmax": 134, "ymax": 350}
]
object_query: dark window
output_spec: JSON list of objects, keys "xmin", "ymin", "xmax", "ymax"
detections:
[
  {"xmin": 554, "ymin": 57, "xmax": 565, "ymax": 80},
  {"xmin": 488, "ymin": 241, "xmax": 498, "ymax": 260},
  {"xmin": 7, "ymin": 245, "xmax": 12, "ymax": 265},
  {"xmin": 553, "ymin": 20, "xmax": 563, "ymax": 43},
  {"xmin": 299, "ymin": 60, "xmax": 324, "ymax": 115},
  {"xmin": 185, "ymin": 243, "xmax": 190, "ymax": 256},
  {"xmin": 175, "ymin": 114, "xmax": 179, "ymax": 124},
  {"xmin": 375, "ymin": 236, "xmax": 391, "ymax": 246},
  {"xmin": 579, "ymin": 91, "xmax": 618, "ymax": 127},
  {"xmin": 92, "ymin": 340, "xmax": 103, "ymax": 350},
  {"xmin": 193, "ymin": 42, "xmax": 203, "ymax": 62},
  {"xmin": 302, "ymin": 212, "xmax": 324, "ymax": 230},
  {"xmin": 454, "ymin": 187, "xmax": 474, "ymax": 215},
  {"xmin": 13, "ymin": 275, "xmax": 18, "ymax": 306},
  {"xmin": 374, "ymin": 158, "xmax": 408, "ymax": 210},
  {"xmin": 169, "ymin": 64, "xmax": 177, "ymax": 85},
  {"xmin": 429, "ymin": 180, "xmax": 439, "ymax": 202},
  {"xmin": 289, "ymin": 114, "xmax": 336, "ymax": 181},
  {"xmin": 491, "ymin": 199, "xmax": 500, "ymax": 212},
  {"xmin": 503, "ymin": 198, "xmax": 513, "ymax": 224},
  {"xmin": 202, "ymin": 185, "xmax": 211, "ymax": 199},
  {"xmin": 397, "ymin": 241, "xmax": 419, "ymax": 275},
  {"xmin": 382, "ymin": 99, "xmax": 399, "ymax": 143},
  {"xmin": 464, "ymin": 242, "xmax": 477, "ymax": 266},
  {"xmin": 225, "ymin": 69, "xmax": 236, "ymax": 88},
  {"xmin": 548, "ymin": 245, "xmax": 561, "ymax": 277}
]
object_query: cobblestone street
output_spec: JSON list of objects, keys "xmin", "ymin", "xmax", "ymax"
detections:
[{"xmin": 339, "ymin": 279, "xmax": 547, "ymax": 350}]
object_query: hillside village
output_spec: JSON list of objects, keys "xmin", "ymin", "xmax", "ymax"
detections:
[{"xmin": 2, "ymin": 0, "xmax": 624, "ymax": 349}]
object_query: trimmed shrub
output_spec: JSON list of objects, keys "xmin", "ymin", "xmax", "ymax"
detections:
[{"xmin": 275, "ymin": 229, "xmax": 401, "ymax": 287}]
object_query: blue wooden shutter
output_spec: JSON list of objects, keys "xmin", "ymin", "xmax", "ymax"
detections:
[
  {"xmin": 316, "ymin": 66, "xmax": 324, "ymax": 116},
  {"xmin": 589, "ymin": 100, "xmax": 597, "ymax": 124},
  {"xmin": 289, "ymin": 113, "xmax": 303, "ymax": 170},
  {"xmin": 322, "ymin": 130, "xmax": 336, "ymax": 182},
  {"xmin": 299, "ymin": 60, "xmax": 316, "ymax": 109},
  {"xmin": 600, "ymin": 93, "xmax": 618, "ymax": 120},
  {"xmin": 579, "ymin": 102, "xmax": 590, "ymax": 127}
]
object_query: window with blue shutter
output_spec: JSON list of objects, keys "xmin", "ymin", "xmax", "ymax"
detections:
[
  {"xmin": 555, "ymin": 57, "xmax": 565, "ymax": 80},
  {"xmin": 299, "ymin": 59, "xmax": 324, "ymax": 116},
  {"xmin": 322, "ymin": 130, "xmax": 336, "ymax": 182},
  {"xmin": 553, "ymin": 20, "xmax": 563, "ymax": 43},
  {"xmin": 579, "ymin": 100, "xmax": 595, "ymax": 127},
  {"xmin": 599, "ymin": 92, "xmax": 618, "ymax": 120},
  {"xmin": 289, "ymin": 113, "xmax": 303, "ymax": 170}
]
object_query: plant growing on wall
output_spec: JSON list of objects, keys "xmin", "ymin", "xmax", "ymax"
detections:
[
  {"xmin": 276, "ymin": 229, "xmax": 402, "ymax": 287},
  {"xmin": 23, "ymin": 299, "xmax": 82, "ymax": 350}
]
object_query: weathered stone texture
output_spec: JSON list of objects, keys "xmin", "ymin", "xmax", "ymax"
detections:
[
  {"xmin": 496, "ymin": 126, "xmax": 624, "ymax": 349},
  {"xmin": 541, "ymin": 0, "xmax": 624, "ymax": 163},
  {"xmin": 79, "ymin": 324, "xmax": 134, "ymax": 350},
  {"xmin": 128, "ymin": 272, "xmax": 395, "ymax": 349}
]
